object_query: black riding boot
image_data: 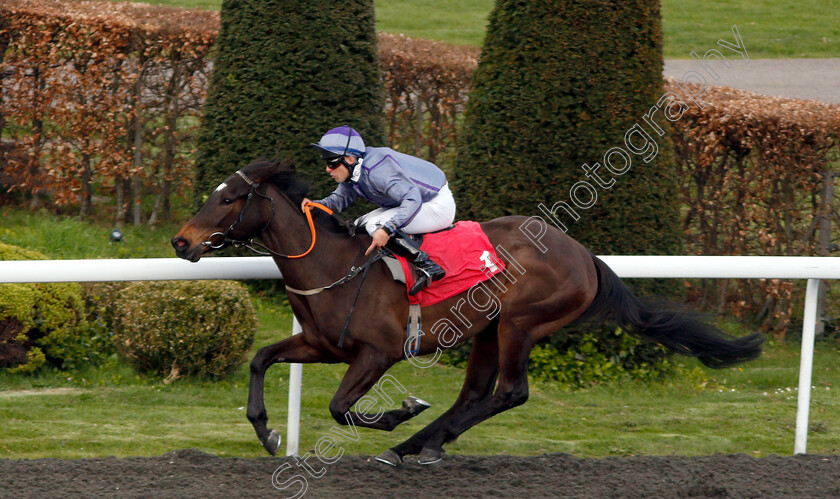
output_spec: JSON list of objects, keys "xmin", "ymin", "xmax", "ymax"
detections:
[{"xmin": 386, "ymin": 231, "xmax": 446, "ymax": 296}]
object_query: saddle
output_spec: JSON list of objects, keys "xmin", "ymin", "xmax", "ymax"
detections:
[
  {"xmin": 379, "ymin": 221, "xmax": 507, "ymax": 354},
  {"xmin": 384, "ymin": 221, "xmax": 507, "ymax": 306}
]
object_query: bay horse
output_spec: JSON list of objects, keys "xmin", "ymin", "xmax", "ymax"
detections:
[{"xmin": 171, "ymin": 157, "xmax": 764, "ymax": 465}]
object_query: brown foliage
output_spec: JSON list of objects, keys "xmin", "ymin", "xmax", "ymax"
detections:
[
  {"xmin": 665, "ymin": 81, "xmax": 840, "ymax": 334},
  {"xmin": 377, "ymin": 33, "xmax": 478, "ymax": 167},
  {"xmin": 0, "ymin": 0, "xmax": 217, "ymax": 222}
]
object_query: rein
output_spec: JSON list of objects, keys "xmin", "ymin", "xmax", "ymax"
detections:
[
  {"xmin": 231, "ymin": 200, "xmax": 333, "ymax": 260},
  {"xmin": 283, "ymin": 250, "xmax": 382, "ymax": 296},
  {"xmin": 202, "ymin": 170, "xmax": 334, "ymax": 260},
  {"xmin": 204, "ymin": 170, "xmax": 379, "ymax": 297}
]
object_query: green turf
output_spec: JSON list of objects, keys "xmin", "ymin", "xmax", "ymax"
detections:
[
  {"xmin": 0, "ymin": 209, "xmax": 182, "ymax": 259},
  {"xmin": 2, "ymin": 336, "xmax": 840, "ymax": 459},
  {"xmin": 661, "ymin": 0, "xmax": 840, "ymax": 58}
]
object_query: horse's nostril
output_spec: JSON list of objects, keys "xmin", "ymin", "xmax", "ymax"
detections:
[{"xmin": 171, "ymin": 237, "xmax": 188, "ymax": 249}]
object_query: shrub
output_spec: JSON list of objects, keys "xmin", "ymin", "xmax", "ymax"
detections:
[
  {"xmin": 442, "ymin": 327, "xmax": 674, "ymax": 390},
  {"xmin": 527, "ymin": 331, "xmax": 672, "ymax": 389},
  {"xmin": 0, "ymin": 241, "xmax": 94, "ymax": 373},
  {"xmin": 80, "ymin": 281, "xmax": 128, "ymax": 358},
  {"xmin": 113, "ymin": 280, "xmax": 257, "ymax": 381}
]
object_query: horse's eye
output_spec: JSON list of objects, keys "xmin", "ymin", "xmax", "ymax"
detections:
[{"xmin": 222, "ymin": 198, "xmax": 234, "ymax": 205}]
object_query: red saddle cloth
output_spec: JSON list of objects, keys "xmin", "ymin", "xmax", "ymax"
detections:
[{"xmin": 394, "ymin": 221, "xmax": 507, "ymax": 306}]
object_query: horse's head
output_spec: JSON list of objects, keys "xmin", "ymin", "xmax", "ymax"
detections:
[{"xmin": 171, "ymin": 157, "xmax": 299, "ymax": 262}]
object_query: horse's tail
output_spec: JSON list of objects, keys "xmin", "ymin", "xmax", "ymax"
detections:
[{"xmin": 578, "ymin": 253, "xmax": 764, "ymax": 368}]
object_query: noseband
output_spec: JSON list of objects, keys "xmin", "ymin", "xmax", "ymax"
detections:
[{"xmin": 202, "ymin": 171, "xmax": 273, "ymax": 250}]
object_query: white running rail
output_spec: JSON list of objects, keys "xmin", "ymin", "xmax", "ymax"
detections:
[{"xmin": 1, "ymin": 255, "xmax": 835, "ymax": 455}]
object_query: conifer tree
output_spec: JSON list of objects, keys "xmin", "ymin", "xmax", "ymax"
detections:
[
  {"xmin": 451, "ymin": 0, "xmax": 681, "ymax": 375},
  {"xmin": 454, "ymin": 0, "xmax": 680, "ymax": 262},
  {"xmin": 194, "ymin": 0, "xmax": 384, "ymax": 199}
]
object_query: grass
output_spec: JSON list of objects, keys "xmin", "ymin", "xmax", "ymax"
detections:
[
  {"xmin": 1, "ymin": 207, "xmax": 840, "ymax": 459},
  {"xmin": 2, "ymin": 336, "xmax": 840, "ymax": 459},
  {"xmin": 0, "ymin": 208, "xmax": 183, "ymax": 259},
  {"xmin": 662, "ymin": 0, "xmax": 840, "ymax": 59},
  {"xmin": 374, "ymin": 0, "xmax": 494, "ymax": 47},
  {"xmin": 110, "ymin": 0, "xmax": 840, "ymax": 58}
]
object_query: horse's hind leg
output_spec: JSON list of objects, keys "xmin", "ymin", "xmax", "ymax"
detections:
[
  {"xmin": 385, "ymin": 319, "xmax": 532, "ymax": 465},
  {"xmin": 377, "ymin": 327, "xmax": 501, "ymax": 466},
  {"xmin": 247, "ymin": 335, "xmax": 330, "ymax": 456},
  {"xmin": 327, "ymin": 346, "xmax": 429, "ymax": 431}
]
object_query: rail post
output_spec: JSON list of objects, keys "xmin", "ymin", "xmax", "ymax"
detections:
[
  {"xmin": 286, "ymin": 317, "xmax": 303, "ymax": 457},
  {"xmin": 794, "ymin": 278, "xmax": 820, "ymax": 454}
]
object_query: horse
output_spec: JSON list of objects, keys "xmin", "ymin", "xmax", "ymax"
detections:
[{"xmin": 171, "ymin": 157, "xmax": 764, "ymax": 465}]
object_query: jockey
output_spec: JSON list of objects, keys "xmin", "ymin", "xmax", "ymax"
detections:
[{"xmin": 302, "ymin": 125, "xmax": 456, "ymax": 296}]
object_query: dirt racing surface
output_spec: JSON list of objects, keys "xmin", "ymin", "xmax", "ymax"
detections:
[{"xmin": 2, "ymin": 449, "xmax": 840, "ymax": 498}]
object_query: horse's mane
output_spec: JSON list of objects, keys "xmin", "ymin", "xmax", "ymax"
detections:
[{"xmin": 249, "ymin": 157, "xmax": 356, "ymax": 237}]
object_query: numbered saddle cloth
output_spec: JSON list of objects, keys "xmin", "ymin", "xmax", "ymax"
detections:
[{"xmin": 391, "ymin": 221, "xmax": 507, "ymax": 307}]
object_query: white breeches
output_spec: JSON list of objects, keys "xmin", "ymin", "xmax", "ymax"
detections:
[{"xmin": 357, "ymin": 184, "xmax": 456, "ymax": 235}]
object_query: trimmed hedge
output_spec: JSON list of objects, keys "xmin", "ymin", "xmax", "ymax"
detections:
[
  {"xmin": 194, "ymin": 0, "xmax": 385, "ymax": 205},
  {"xmin": 668, "ymin": 81, "xmax": 840, "ymax": 336},
  {"xmin": 113, "ymin": 280, "xmax": 256, "ymax": 381},
  {"xmin": 0, "ymin": 0, "xmax": 215, "ymax": 222},
  {"xmin": 0, "ymin": 242, "xmax": 95, "ymax": 373},
  {"xmin": 379, "ymin": 33, "xmax": 477, "ymax": 169}
]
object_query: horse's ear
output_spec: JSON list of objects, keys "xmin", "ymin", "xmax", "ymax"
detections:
[
  {"xmin": 270, "ymin": 146, "xmax": 294, "ymax": 172},
  {"xmin": 273, "ymin": 157, "xmax": 295, "ymax": 173}
]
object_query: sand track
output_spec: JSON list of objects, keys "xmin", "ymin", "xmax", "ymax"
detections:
[{"xmin": 3, "ymin": 450, "xmax": 840, "ymax": 498}]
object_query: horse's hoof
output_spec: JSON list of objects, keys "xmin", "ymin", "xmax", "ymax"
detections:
[
  {"xmin": 375, "ymin": 449, "xmax": 402, "ymax": 467},
  {"xmin": 417, "ymin": 447, "xmax": 443, "ymax": 465},
  {"xmin": 263, "ymin": 429, "xmax": 281, "ymax": 456},
  {"xmin": 403, "ymin": 396, "xmax": 431, "ymax": 416}
]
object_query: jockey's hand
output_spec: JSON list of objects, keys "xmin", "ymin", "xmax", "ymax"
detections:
[
  {"xmin": 366, "ymin": 228, "xmax": 390, "ymax": 255},
  {"xmin": 300, "ymin": 197, "xmax": 311, "ymax": 213}
]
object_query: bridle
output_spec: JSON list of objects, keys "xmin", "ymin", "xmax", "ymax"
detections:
[
  {"xmin": 200, "ymin": 168, "xmax": 383, "ymax": 349},
  {"xmin": 201, "ymin": 170, "xmax": 332, "ymax": 260},
  {"xmin": 199, "ymin": 169, "xmax": 380, "ymax": 297}
]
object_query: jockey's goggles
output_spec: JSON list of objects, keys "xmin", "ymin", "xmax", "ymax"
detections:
[
  {"xmin": 325, "ymin": 155, "xmax": 356, "ymax": 170},
  {"xmin": 325, "ymin": 155, "xmax": 344, "ymax": 169}
]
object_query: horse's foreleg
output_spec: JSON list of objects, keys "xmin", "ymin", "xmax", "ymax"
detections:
[
  {"xmin": 378, "ymin": 328, "xmax": 500, "ymax": 466},
  {"xmin": 247, "ymin": 334, "xmax": 330, "ymax": 455},
  {"xmin": 327, "ymin": 348, "xmax": 425, "ymax": 432}
]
